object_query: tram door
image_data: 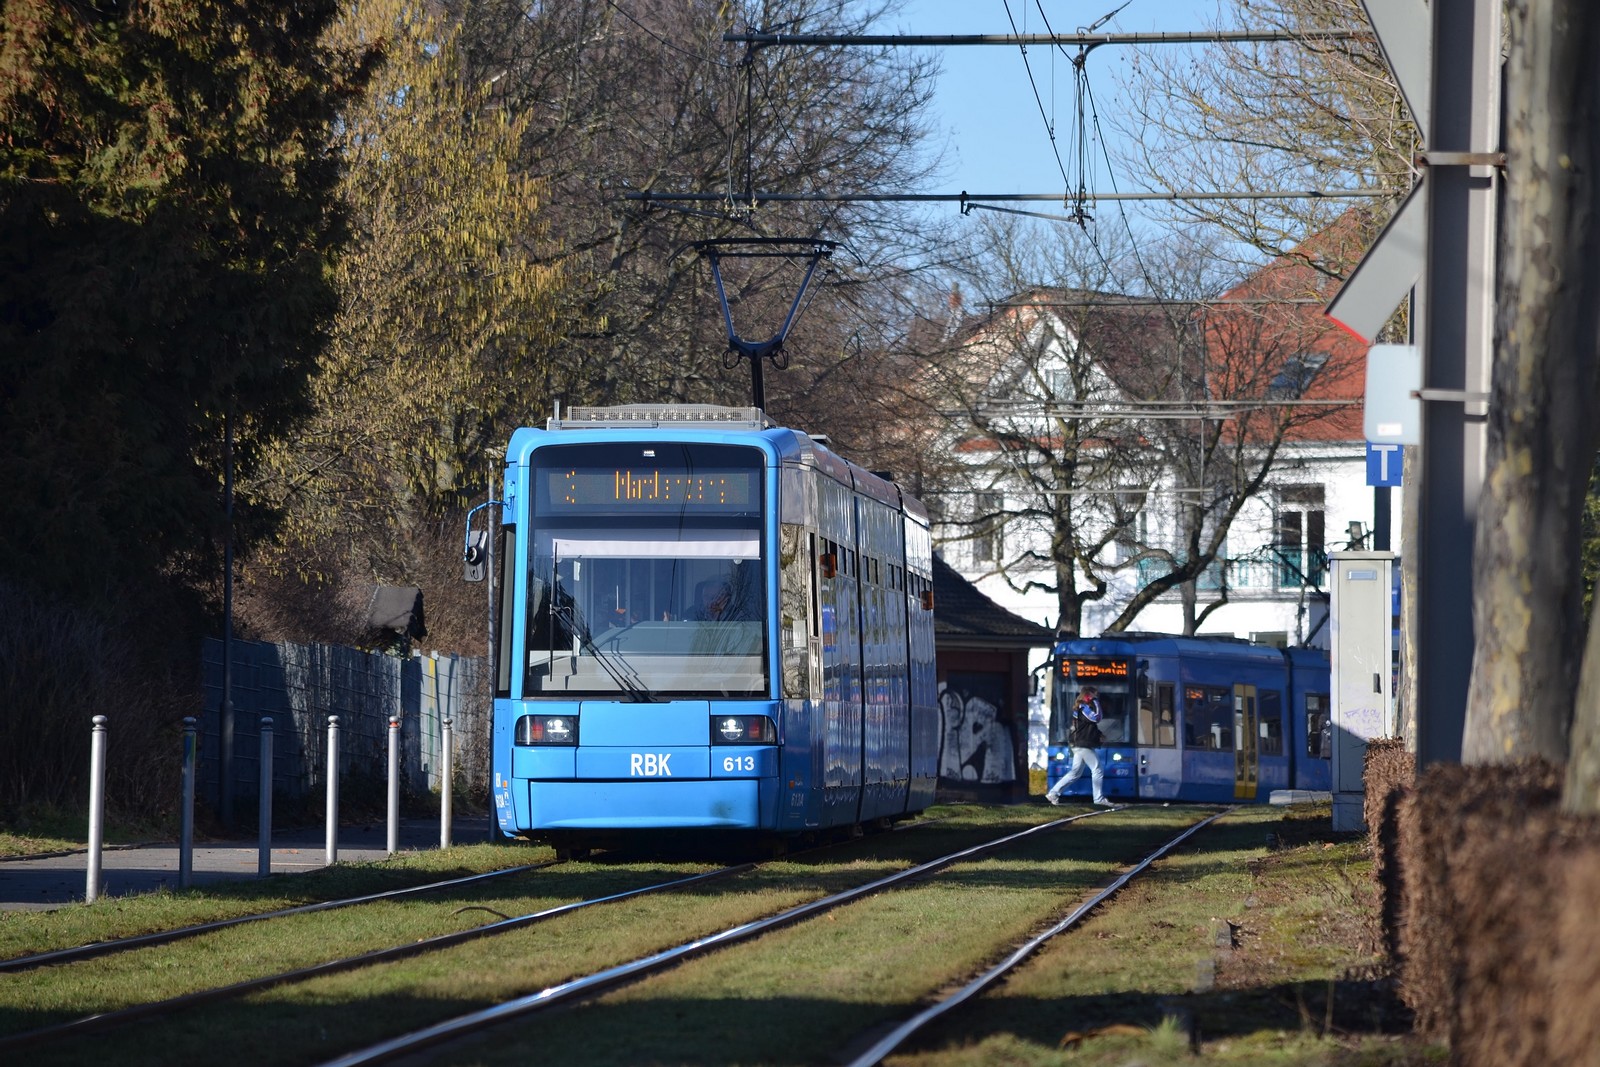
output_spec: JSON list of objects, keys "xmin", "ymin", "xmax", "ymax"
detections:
[
  {"xmin": 1233, "ymin": 684, "xmax": 1259, "ymax": 800},
  {"xmin": 1137, "ymin": 681, "xmax": 1181, "ymax": 799}
]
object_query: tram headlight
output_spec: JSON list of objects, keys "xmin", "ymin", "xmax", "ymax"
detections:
[
  {"xmin": 713, "ymin": 715, "xmax": 775, "ymax": 743},
  {"xmin": 516, "ymin": 714, "xmax": 576, "ymax": 745}
]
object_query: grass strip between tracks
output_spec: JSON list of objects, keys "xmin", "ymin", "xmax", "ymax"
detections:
[
  {"xmin": 7, "ymin": 805, "xmax": 1062, "ymax": 1066},
  {"xmin": 6, "ymin": 803, "xmax": 1428, "ymax": 1067},
  {"xmin": 0, "ymin": 842, "xmax": 553, "ymax": 961}
]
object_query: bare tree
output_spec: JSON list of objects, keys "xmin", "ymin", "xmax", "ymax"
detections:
[
  {"xmin": 1114, "ymin": 0, "xmax": 1410, "ymax": 278},
  {"xmin": 1127, "ymin": 233, "xmax": 1363, "ymax": 635},
  {"xmin": 911, "ymin": 219, "xmax": 1163, "ymax": 635},
  {"xmin": 240, "ymin": 0, "xmax": 955, "ymax": 644},
  {"xmin": 450, "ymin": 0, "xmax": 952, "ymax": 422},
  {"xmin": 915, "ymin": 215, "xmax": 1362, "ymax": 638}
]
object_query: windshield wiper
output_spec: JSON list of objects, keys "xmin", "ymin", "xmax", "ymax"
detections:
[{"xmin": 552, "ymin": 602, "xmax": 656, "ymax": 703}]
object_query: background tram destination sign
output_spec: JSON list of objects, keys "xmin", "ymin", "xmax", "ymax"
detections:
[
  {"xmin": 546, "ymin": 468, "xmax": 760, "ymax": 511},
  {"xmin": 1060, "ymin": 659, "xmax": 1130, "ymax": 680}
]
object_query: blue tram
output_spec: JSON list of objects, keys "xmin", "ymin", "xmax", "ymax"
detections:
[
  {"xmin": 478, "ymin": 405, "xmax": 939, "ymax": 851},
  {"xmin": 1046, "ymin": 634, "xmax": 1331, "ymax": 804}
]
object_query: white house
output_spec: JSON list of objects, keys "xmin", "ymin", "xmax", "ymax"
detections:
[{"xmin": 931, "ymin": 221, "xmax": 1399, "ymax": 657}]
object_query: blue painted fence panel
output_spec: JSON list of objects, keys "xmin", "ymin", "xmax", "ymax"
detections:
[{"xmin": 200, "ymin": 638, "xmax": 485, "ymax": 809}]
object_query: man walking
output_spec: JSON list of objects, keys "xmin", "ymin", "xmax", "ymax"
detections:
[{"xmin": 1045, "ymin": 685, "xmax": 1114, "ymax": 807}]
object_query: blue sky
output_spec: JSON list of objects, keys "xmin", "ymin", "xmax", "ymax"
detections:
[{"xmin": 890, "ymin": 1, "xmax": 1215, "ymax": 198}]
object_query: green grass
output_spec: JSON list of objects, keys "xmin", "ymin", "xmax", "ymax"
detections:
[
  {"xmin": 0, "ymin": 795, "xmax": 482, "ymax": 858},
  {"xmin": 3, "ymin": 803, "xmax": 1440, "ymax": 1067},
  {"xmin": 0, "ymin": 806, "xmax": 172, "ymax": 857},
  {"xmin": 889, "ymin": 806, "xmax": 1431, "ymax": 1067},
  {"xmin": 0, "ymin": 842, "xmax": 550, "ymax": 962}
]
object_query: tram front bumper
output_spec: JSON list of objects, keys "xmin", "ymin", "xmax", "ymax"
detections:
[{"xmin": 523, "ymin": 777, "xmax": 775, "ymax": 830}]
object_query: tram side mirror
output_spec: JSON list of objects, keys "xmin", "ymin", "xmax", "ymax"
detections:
[
  {"xmin": 1137, "ymin": 659, "xmax": 1151, "ymax": 699},
  {"xmin": 464, "ymin": 529, "xmax": 488, "ymax": 583}
]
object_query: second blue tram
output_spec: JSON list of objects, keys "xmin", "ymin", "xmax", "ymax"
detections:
[
  {"xmin": 1047, "ymin": 633, "xmax": 1331, "ymax": 803},
  {"xmin": 481, "ymin": 405, "xmax": 939, "ymax": 852}
]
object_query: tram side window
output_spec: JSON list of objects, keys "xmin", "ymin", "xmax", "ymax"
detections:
[
  {"xmin": 1306, "ymin": 693, "xmax": 1331, "ymax": 758},
  {"xmin": 494, "ymin": 528, "xmax": 517, "ymax": 698},
  {"xmin": 1137, "ymin": 685, "xmax": 1177, "ymax": 747},
  {"xmin": 1184, "ymin": 686, "xmax": 1232, "ymax": 750},
  {"xmin": 1258, "ymin": 689, "xmax": 1284, "ymax": 756},
  {"xmin": 1156, "ymin": 683, "xmax": 1176, "ymax": 746}
]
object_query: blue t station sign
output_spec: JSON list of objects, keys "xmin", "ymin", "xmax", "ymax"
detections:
[{"xmin": 1367, "ymin": 442, "xmax": 1403, "ymax": 487}]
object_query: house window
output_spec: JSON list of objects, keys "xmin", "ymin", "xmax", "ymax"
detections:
[
  {"xmin": 1115, "ymin": 507, "xmax": 1148, "ymax": 562},
  {"xmin": 973, "ymin": 491, "xmax": 1004, "ymax": 563},
  {"xmin": 1044, "ymin": 367, "xmax": 1073, "ymax": 398},
  {"xmin": 1276, "ymin": 486, "xmax": 1326, "ymax": 587},
  {"xmin": 1269, "ymin": 352, "xmax": 1329, "ymax": 397}
]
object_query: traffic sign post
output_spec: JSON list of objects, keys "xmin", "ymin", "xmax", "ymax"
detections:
[{"xmin": 1330, "ymin": 0, "xmax": 1502, "ymax": 768}]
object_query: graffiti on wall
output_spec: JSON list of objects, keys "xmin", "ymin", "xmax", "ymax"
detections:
[{"xmin": 938, "ymin": 671, "xmax": 1016, "ymax": 784}]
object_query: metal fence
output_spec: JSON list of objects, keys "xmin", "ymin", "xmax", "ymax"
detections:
[
  {"xmin": 199, "ymin": 638, "xmax": 487, "ymax": 811},
  {"xmin": 1136, "ymin": 549, "xmax": 1330, "ymax": 592}
]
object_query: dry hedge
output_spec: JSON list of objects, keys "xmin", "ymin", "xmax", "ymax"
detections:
[
  {"xmin": 1363, "ymin": 738, "xmax": 1413, "ymax": 963},
  {"xmin": 1390, "ymin": 757, "xmax": 1600, "ymax": 1064}
]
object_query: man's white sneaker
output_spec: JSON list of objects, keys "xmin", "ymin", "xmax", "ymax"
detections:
[
  {"xmin": 1093, "ymin": 799, "xmax": 1115, "ymax": 807},
  {"xmin": 1045, "ymin": 793, "xmax": 1061, "ymax": 805}
]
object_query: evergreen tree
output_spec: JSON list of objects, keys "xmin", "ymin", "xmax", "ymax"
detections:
[{"xmin": 0, "ymin": 0, "xmax": 375, "ymax": 609}]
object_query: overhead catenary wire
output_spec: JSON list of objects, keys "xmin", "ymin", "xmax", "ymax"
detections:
[
  {"xmin": 999, "ymin": 0, "xmax": 1073, "ymax": 195},
  {"xmin": 708, "ymin": 13, "xmax": 1365, "ymax": 591},
  {"xmin": 602, "ymin": 0, "xmax": 734, "ymax": 67},
  {"xmin": 712, "ymin": 15, "xmax": 1383, "ymax": 243},
  {"xmin": 992, "ymin": 297, "xmax": 1327, "ymax": 307},
  {"xmin": 724, "ymin": 30, "xmax": 1370, "ymax": 48},
  {"xmin": 967, "ymin": 398, "xmax": 1358, "ymax": 418},
  {"xmin": 624, "ymin": 188, "xmax": 1385, "ymax": 205}
]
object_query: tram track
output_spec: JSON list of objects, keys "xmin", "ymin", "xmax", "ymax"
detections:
[
  {"xmin": 840, "ymin": 807, "xmax": 1233, "ymax": 1066},
  {"xmin": 0, "ymin": 812, "xmax": 947, "ymax": 1052},
  {"xmin": 0, "ymin": 861, "xmax": 555, "ymax": 974},
  {"xmin": 0, "ymin": 863, "xmax": 750, "ymax": 1053},
  {"xmin": 6, "ymin": 805, "xmax": 1176, "ymax": 1067},
  {"xmin": 2, "ymin": 814, "xmax": 957, "ymax": 975},
  {"xmin": 315, "ymin": 808, "xmax": 1120, "ymax": 1067}
]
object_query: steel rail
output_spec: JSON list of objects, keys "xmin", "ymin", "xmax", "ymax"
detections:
[
  {"xmin": 1, "ymin": 816, "xmax": 942, "ymax": 1047},
  {"xmin": 0, "ymin": 864, "xmax": 749, "ymax": 1052},
  {"xmin": 843, "ymin": 808, "xmax": 1233, "ymax": 1066},
  {"xmin": 317, "ymin": 809, "xmax": 1118, "ymax": 1067},
  {"xmin": 0, "ymin": 862, "xmax": 551, "ymax": 974}
]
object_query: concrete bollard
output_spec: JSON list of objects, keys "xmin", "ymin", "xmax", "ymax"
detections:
[
  {"xmin": 258, "ymin": 717, "xmax": 273, "ymax": 877},
  {"xmin": 387, "ymin": 715, "xmax": 401, "ymax": 855},
  {"xmin": 86, "ymin": 715, "xmax": 108, "ymax": 904},
  {"xmin": 325, "ymin": 715, "xmax": 341, "ymax": 865},
  {"xmin": 180, "ymin": 717, "xmax": 197, "ymax": 889},
  {"xmin": 441, "ymin": 716, "xmax": 453, "ymax": 849}
]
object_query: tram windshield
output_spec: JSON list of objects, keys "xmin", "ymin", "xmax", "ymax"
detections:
[
  {"xmin": 1051, "ymin": 656, "xmax": 1133, "ymax": 745},
  {"xmin": 522, "ymin": 441, "xmax": 768, "ymax": 699}
]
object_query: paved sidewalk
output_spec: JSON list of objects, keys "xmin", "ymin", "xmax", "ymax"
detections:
[{"xmin": 0, "ymin": 816, "xmax": 497, "ymax": 913}]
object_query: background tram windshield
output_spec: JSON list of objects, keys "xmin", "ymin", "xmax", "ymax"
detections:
[
  {"xmin": 524, "ymin": 441, "xmax": 767, "ymax": 699},
  {"xmin": 1052, "ymin": 657, "xmax": 1133, "ymax": 745}
]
